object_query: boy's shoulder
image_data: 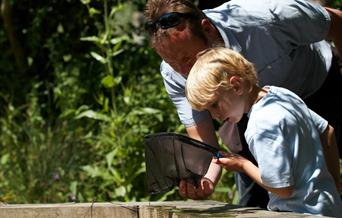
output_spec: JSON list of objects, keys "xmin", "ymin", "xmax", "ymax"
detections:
[{"xmin": 247, "ymin": 86, "xmax": 304, "ymax": 133}]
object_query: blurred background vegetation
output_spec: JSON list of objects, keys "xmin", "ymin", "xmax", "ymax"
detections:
[{"xmin": 0, "ymin": 0, "xmax": 341, "ymax": 204}]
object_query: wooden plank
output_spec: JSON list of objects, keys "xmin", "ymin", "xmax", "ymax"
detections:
[{"xmin": 0, "ymin": 201, "xmax": 328, "ymax": 218}]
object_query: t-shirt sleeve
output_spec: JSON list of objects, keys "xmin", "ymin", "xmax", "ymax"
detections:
[
  {"xmin": 160, "ymin": 62, "xmax": 211, "ymax": 127},
  {"xmin": 308, "ymin": 108, "xmax": 328, "ymax": 134},
  {"xmin": 248, "ymin": 130, "xmax": 294, "ymax": 189}
]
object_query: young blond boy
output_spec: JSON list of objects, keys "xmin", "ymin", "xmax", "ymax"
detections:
[{"xmin": 185, "ymin": 47, "xmax": 342, "ymax": 216}]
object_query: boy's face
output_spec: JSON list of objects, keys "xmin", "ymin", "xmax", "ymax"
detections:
[{"xmin": 206, "ymin": 77, "xmax": 247, "ymax": 123}]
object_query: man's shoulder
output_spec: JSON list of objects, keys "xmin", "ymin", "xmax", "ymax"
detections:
[
  {"xmin": 161, "ymin": 61, "xmax": 183, "ymax": 81},
  {"xmin": 160, "ymin": 61, "xmax": 186, "ymax": 94}
]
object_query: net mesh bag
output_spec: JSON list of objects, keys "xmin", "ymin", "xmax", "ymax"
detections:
[{"xmin": 144, "ymin": 132, "xmax": 219, "ymax": 195}]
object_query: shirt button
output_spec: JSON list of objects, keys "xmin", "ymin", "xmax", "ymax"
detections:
[{"xmin": 267, "ymin": 65, "xmax": 272, "ymax": 69}]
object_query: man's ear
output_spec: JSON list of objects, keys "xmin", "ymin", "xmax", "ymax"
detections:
[
  {"xmin": 201, "ymin": 19, "xmax": 217, "ymax": 38},
  {"xmin": 229, "ymin": 76, "xmax": 244, "ymax": 95}
]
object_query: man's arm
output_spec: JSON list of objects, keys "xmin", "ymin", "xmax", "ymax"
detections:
[
  {"xmin": 320, "ymin": 124, "xmax": 341, "ymax": 191},
  {"xmin": 325, "ymin": 7, "xmax": 342, "ymax": 57},
  {"xmin": 178, "ymin": 118, "xmax": 222, "ymax": 199}
]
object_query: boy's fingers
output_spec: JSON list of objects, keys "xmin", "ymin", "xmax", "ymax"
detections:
[{"xmin": 213, "ymin": 156, "xmax": 234, "ymax": 166}]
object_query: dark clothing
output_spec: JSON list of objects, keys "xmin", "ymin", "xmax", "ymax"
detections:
[
  {"xmin": 236, "ymin": 114, "xmax": 269, "ymax": 209},
  {"xmin": 198, "ymin": 0, "xmax": 229, "ymax": 9},
  {"xmin": 305, "ymin": 52, "xmax": 342, "ymax": 157}
]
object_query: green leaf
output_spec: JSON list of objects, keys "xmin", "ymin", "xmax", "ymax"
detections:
[
  {"xmin": 110, "ymin": 36, "xmax": 129, "ymax": 45},
  {"xmin": 101, "ymin": 75, "xmax": 114, "ymax": 88},
  {"xmin": 80, "ymin": 36, "xmax": 101, "ymax": 42},
  {"xmin": 135, "ymin": 107, "xmax": 161, "ymax": 115},
  {"xmin": 80, "ymin": 0, "xmax": 91, "ymax": 5},
  {"xmin": 0, "ymin": 154, "xmax": 9, "ymax": 165},
  {"xmin": 75, "ymin": 110, "xmax": 110, "ymax": 121},
  {"xmin": 89, "ymin": 8, "xmax": 101, "ymax": 16},
  {"xmin": 70, "ymin": 181, "xmax": 78, "ymax": 195},
  {"xmin": 90, "ymin": 52, "xmax": 107, "ymax": 64},
  {"xmin": 58, "ymin": 109, "xmax": 76, "ymax": 119},
  {"xmin": 82, "ymin": 165, "xmax": 99, "ymax": 178},
  {"xmin": 114, "ymin": 186, "xmax": 126, "ymax": 197},
  {"xmin": 112, "ymin": 49, "xmax": 124, "ymax": 57},
  {"xmin": 57, "ymin": 24, "xmax": 64, "ymax": 33},
  {"xmin": 101, "ymin": 75, "xmax": 122, "ymax": 88},
  {"xmin": 106, "ymin": 150, "xmax": 117, "ymax": 168}
]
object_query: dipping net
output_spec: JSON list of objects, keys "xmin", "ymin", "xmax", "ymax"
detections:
[{"xmin": 144, "ymin": 132, "xmax": 220, "ymax": 195}]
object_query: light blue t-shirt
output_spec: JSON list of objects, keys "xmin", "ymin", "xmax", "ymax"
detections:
[
  {"xmin": 161, "ymin": 0, "xmax": 332, "ymax": 127},
  {"xmin": 245, "ymin": 86, "xmax": 342, "ymax": 216}
]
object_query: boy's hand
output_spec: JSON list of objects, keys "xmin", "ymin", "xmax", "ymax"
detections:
[
  {"xmin": 213, "ymin": 152, "xmax": 249, "ymax": 172},
  {"xmin": 178, "ymin": 177, "xmax": 214, "ymax": 199}
]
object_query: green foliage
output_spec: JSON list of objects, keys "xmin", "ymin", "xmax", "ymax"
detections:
[
  {"xmin": 330, "ymin": 0, "xmax": 342, "ymax": 8},
  {"xmin": 0, "ymin": 82, "xmax": 94, "ymax": 203},
  {"xmin": 0, "ymin": 0, "xmax": 183, "ymax": 203},
  {"xmin": 69, "ymin": 1, "xmax": 184, "ymax": 202}
]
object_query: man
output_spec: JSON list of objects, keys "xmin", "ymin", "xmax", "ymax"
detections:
[{"xmin": 144, "ymin": 0, "xmax": 342, "ymax": 207}]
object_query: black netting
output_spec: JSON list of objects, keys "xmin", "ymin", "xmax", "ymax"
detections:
[{"xmin": 144, "ymin": 132, "xmax": 220, "ymax": 195}]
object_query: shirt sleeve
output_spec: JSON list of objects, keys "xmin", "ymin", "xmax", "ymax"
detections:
[
  {"xmin": 160, "ymin": 61, "xmax": 211, "ymax": 127},
  {"xmin": 308, "ymin": 108, "xmax": 328, "ymax": 134},
  {"xmin": 266, "ymin": 0, "xmax": 331, "ymax": 47},
  {"xmin": 248, "ymin": 129, "xmax": 294, "ymax": 189}
]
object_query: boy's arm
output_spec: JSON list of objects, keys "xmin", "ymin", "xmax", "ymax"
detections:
[
  {"xmin": 320, "ymin": 124, "xmax": 341, "ymax": 191},
  {"xmin": 213, "ymin": 153, "xmax": 294, "ymax": 198}
]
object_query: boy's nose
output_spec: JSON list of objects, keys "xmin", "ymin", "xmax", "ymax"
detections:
[{"xmin": 209, "ymin": 110, "xmax": 220, "ymax": 121}]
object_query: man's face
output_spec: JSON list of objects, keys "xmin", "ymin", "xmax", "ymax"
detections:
[{"xmin": 154, "ymin": 27, "xmax": 209, "ymax": 76}]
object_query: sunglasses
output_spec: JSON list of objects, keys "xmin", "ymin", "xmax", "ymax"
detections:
[{"xmin": 145, "ymin": 12, "xmax": 199, "ymax": 34}]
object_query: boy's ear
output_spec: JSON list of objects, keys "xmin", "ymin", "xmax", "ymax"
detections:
[{"xmin": 229, "ymin": 76, "xmax": 243, "ymax": 95}]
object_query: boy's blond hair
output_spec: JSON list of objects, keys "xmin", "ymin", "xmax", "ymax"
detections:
[{"xmin": 186, "ymin": 47, "xmax": 258, "ymax": 111}]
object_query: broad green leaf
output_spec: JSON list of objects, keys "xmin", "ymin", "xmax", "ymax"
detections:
[
  {"xmin": 101, "ymin": 75, "xmax": 122, "ymax": 88},
  {"xmin": 114, "ymin": 186, "xmax": 126, "ymax": 197},
  {"xmin": 101, "ymin": 75, "xmax": 114, "ymax": 88},
  {"xmin": 0, "ymin": 154, "xmax": 9, "ymax": 165},
  {"xmin": 82, "ymin": 165, "xmax": 100, "ymax": 178}
]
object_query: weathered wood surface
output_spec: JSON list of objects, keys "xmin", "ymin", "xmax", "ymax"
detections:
[{"xmin": 0, "ymin": 200, "xmax": 328, "ymax": 218}]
